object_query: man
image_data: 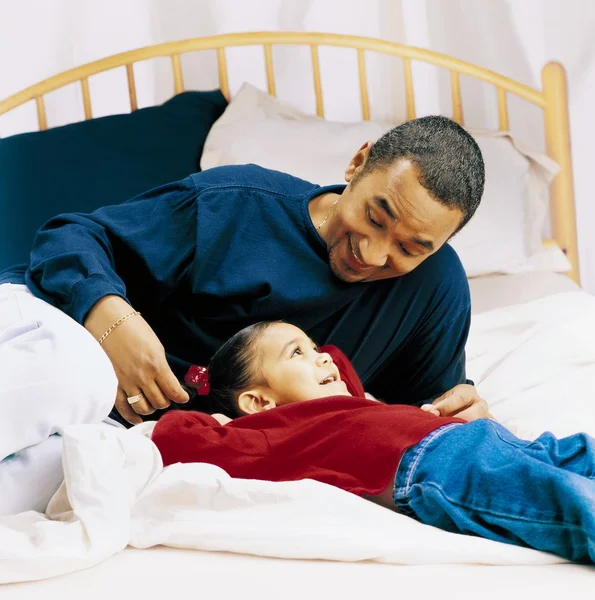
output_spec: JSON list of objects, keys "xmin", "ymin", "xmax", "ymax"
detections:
[{"xmin": 0, "ymin": 115, "xmax": 486, "ymax": 512}]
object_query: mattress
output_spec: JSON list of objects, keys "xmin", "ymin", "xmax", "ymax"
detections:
[
  {"xmin": 2, "ymin": 546, "xmax": 594, "ymax": 600},
  {"xmin": 469, "ymin": 271, "xmax": 579, "ymax": 314}
]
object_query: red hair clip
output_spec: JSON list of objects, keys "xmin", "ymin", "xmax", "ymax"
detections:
[{"xmin": 184, "ymin": 365, "xmax": 210, "ymax": 395}]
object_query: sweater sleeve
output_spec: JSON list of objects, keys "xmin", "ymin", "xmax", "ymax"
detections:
[
  {"xmin": 25, "ymin": 177, "xmax": 198, "ymax": 324},
  {"xmin": 151, "ymin": 411, "xmax": 270, "ymax": 467}
]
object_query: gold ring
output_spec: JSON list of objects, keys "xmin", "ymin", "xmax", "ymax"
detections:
[{"xmin": 126, "ymin": 394, "xmax": 144, "ymax": 405}]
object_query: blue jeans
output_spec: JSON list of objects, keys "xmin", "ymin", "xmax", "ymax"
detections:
[{"xmin": 393, "ymin": 420, "xmax": 595, "ymax": 563}]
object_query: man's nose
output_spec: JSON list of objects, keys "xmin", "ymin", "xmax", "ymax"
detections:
[{"xmin": 360, "ymin": 236, "xmax": 389, "ymax": 268}]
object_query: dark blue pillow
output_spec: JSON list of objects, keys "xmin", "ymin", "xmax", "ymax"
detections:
[{"xmin": 0, "ymin": 90, "xmax": 227, "ymax": 270}]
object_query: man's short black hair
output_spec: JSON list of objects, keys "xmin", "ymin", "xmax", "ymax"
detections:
[{"xmin": 358, "ymin": 116, "xmax": 485, "ymax": 233}]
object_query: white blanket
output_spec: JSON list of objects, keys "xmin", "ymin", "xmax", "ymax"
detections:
[{"xmin": 2, "ymin": 290, "xmax": 594, "ymax": 584}]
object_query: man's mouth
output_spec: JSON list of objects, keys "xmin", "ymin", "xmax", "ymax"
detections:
[
  {"xmin": 348, "ymin": 234, "xmax": 364, "ymax": 265},
  {"xmin": 347, "ymin": 234, "xmax": 373, "ymax": 272}
]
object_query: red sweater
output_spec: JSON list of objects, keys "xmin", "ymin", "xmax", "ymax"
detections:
[{"xmin": 152, "ymin": 347, "xmax": 464, "ymax": 497}]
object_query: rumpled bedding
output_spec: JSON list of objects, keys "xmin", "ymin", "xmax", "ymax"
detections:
[{"xmin": 2, "ymin": 290, "xmax": 595, "ymax": 583}]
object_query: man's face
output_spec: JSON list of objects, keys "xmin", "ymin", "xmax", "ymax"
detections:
[{"xmin": 322, "ymin": 149, "xmax": 464, "ymax": 283}]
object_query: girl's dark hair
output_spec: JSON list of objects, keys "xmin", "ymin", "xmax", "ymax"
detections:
[{"xmin": 207, "ymin": 321, "xmax": 280, "ymax": 416}]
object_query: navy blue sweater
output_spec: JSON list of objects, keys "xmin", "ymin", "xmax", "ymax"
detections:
[{"xmin": 1, "ymin": 165, "xmax": 471, "ymax": 404}]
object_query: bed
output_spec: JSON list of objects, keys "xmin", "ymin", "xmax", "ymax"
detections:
[{"xmin": 1, "ymin": 32, "xmax": 593, "ymax": 597}]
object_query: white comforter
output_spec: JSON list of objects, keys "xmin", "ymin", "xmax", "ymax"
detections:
[{"xmin": 2, "ymin": 291, "xmax": 595, "ymax": 584}]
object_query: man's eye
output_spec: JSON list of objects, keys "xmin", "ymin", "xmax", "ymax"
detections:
[
  {"xmin": 399, "ymin": 243, "xmax": 413, "ymax": 257},
  {"xmin": 367, "ymin": 207, "xmax": 383, "ymax": 229}
]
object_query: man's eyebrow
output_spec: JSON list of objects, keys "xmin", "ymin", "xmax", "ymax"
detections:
[
  {"xmin": 411, "ymin": 237, "xmax": 434, "ymax": 252},
  {"xmin": 374, "ymin": 195, "xmax": 434, "ymax": 252},
  {"xmin": 373, "ymin": 196, "xmax": 397, "ymax": 222}
]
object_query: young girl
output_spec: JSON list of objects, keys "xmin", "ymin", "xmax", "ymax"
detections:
[{"xmin": 152, "ymin": 321, "xmax": 595, "ymax": 563}]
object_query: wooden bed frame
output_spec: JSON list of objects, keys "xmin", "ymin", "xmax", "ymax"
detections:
[{"xmin": 0, "ymin": 31, "xmax": 580, "ymax": 284}]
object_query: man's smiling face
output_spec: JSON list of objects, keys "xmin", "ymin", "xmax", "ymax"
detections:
[{"xmin": 322, "ymin": 153, "xmax": 464, "ymax": 283}]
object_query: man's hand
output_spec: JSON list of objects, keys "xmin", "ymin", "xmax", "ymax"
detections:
[
  {"xmin": 85, "ymin": 295, "xmax": 189, "ymax": 424},
  {"xmin": 420, "ymin": 384, "xmax": 494, "ymax": 422}
]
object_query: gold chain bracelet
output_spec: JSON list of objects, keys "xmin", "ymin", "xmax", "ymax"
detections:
[{"xmin": 98, "ymin": 311, "xmax": 141, "ymax": 345}]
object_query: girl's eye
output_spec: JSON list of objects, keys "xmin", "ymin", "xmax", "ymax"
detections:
[
  {"xmin": 399, "ymin": 242, "xmax": 413, "ymax": 257},
  {"xmin": 291, "ymin": 347, "xmax": 303, "ymax": 357},
  {"xmin": 367, "ymin": 207, "xmax": 383, "ymax": 229}
]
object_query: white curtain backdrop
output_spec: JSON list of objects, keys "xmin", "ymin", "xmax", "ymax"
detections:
[
  {"xmin": 400, "ymin": 0, "xmax": 595, "ymax": 293},
  {"xmin": 0, "ymin": 0, "xmax": 594, "ymax": 291}
]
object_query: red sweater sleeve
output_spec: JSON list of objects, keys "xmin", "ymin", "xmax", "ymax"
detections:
[
  {"xmin": 320, "ymin": 345, "xmax": 365, "ymax": 397},
  {"xmin": 152, "ymin": 410, "xmax": 270, "ymax": 467},
  {"xmin": 152, "ymin": 398, "xmax": 463, "ymax": 496}
]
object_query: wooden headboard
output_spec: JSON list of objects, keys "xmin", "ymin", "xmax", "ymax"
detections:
[{"xmin": 0, "ymin": 31, "xmax": 579, "ymax": 283}]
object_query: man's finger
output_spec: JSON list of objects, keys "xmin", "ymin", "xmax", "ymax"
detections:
[
  {"xmin": 420, "ymin": 404, "xmax": 441, "ymax": 417},
  {"xmin": 122, "ymin": 388, "xmax": 156, "ymax": 416},
  {"xmin": 448, "ymin": 403, "xmax": 493, "ymax": 423},
  {"xmin": 432, "ymin": 394, "xmax": 474, "ymax": 417},
  {"xmin": 432, "ymin": 388, "xmax": 453, "ymax": 404},
  {"xmin": 115, "ymin": 389, "xmax": 143, "ymax": 425},
  {"xmin": 157, "ymin": 367, "xmax": 190, "ymax": 404},
  {"xmin": 142, "ymin": 381, "xmax": 172, "ymax": 411}
]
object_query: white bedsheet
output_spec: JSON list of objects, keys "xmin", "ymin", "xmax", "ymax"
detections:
[
  {"xmin": 468, "ymin": 291, "xmax": 595, "ymax": 440},
  {"xmin": 2, "ymin": 290, "xmax": 595, "ymax": 584},
  {"xmin": 0, "ymin": 422, "xmax": 560, "ymax": 585}
]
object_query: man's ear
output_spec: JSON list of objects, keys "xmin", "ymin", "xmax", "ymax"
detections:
[
  {"xmin": 345, "ymin": 141, "xmax": 373, "ymax": 183},
  {"xmin": 237, "ymin": 388, "xmax": 278, "ymax": 415}
]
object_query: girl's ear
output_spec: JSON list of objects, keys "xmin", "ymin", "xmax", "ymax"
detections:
[{"xmin": 237, "ymin": 388, "xmax": 278, "ymax": 415}]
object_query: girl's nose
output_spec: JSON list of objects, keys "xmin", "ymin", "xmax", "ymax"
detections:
[{"xmin": 316, "ymin": 352, "xmax": 331, "ymax": 365}]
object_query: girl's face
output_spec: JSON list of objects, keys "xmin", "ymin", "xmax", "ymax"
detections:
[{"xmin": 246, "ymin": 323, "xmax": 351, "ymax": 409}]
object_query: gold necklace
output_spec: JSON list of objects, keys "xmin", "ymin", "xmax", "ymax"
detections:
[{"xmin": 316, "ymin": 197, "xmax": 339, "ymax": 233}]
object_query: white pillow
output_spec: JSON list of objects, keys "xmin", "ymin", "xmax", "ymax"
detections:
[
  {"xmin": 201, "ymin": 83, "xmax": 565, "ymax": 277},
  {"xmin": 201, "ymin": 83, "xmax": 390, "ymax": 184},
  {"xmin": 448, "ymin": 129, "xmax": 564, "ymax": 277}
]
